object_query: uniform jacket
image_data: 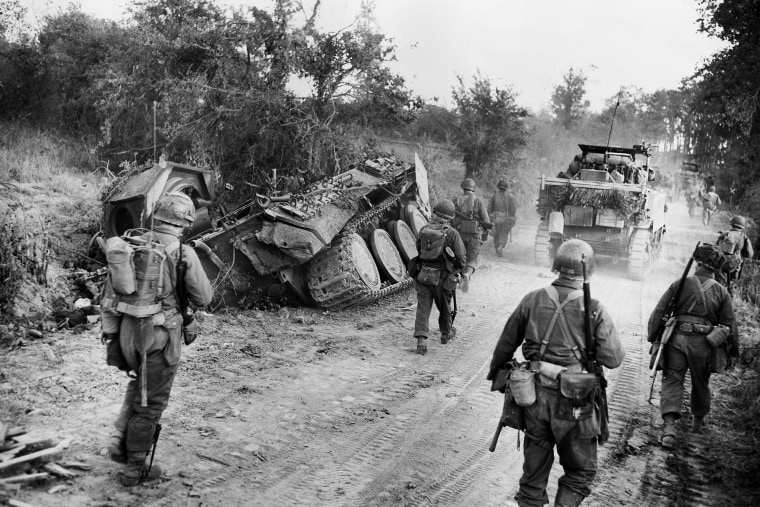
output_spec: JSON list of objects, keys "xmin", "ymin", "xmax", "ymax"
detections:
[
  {"xmin": 117, "ymin": 228, "xmax": 213, "ymax": 368},
  {"xmin": 452, "ymin": 192, "xmax": 490, "ymax": 233},
  {"xmin": 720, "ymin": 228, "xmax": 754, "ymax": 260},
  {"xmin": 647, "ymin": 267, "xmax": 737, "ymax": 357},
  {"xmin": 488, "ymin": 191, "xmax": 517, "ymax": 218},
  {"xmin": 487, "ymin": 276, "xmax": 625, "ymax": 380},
  {"xmin": 701, "ymin": 191, "xmax": 721, "ymax": 210},
  {"xmin": 415, "ymin": 218, "xmax": 466, "ymax": 273}
]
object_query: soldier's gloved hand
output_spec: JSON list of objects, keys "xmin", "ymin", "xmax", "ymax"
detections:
[{"xmin": 183, "ymin": 315, "xmax": 199, "ymax": 345}]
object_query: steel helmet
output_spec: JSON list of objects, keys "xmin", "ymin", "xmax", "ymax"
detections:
[
  {"xmin": 153, "ymin": 191, "xmax": 195, "ymax": 227},
  {"xmin": 708, "ymin": 185, "xmax": 716, "ymax": 192},
  {"xmin": 460, "ymin": 178, "xmax": 476, "ymax": 191},
  {"xmin": 497, "ymin": 180, "xmax": 509, "ymax": 190},
  {"xmin": 693, "ymin": 243, "xmax": 724, "ymax": 271},
  {"xmin": 433, "ymin": 199, "xmax": 456, "ymax": 220},
  {"xmin": 730, "ymin": 215, "xmax": 747, "ymax": 230},
  {"xmin": 552, "ymin": 239, "xmax": 594, "ymax": 277}
]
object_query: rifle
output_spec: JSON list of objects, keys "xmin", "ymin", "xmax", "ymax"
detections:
[
  {"xmin": 146, "ymin": 423, "xmax": 162, "ymax": 476},
  {"xmin": 175, "ymin": 242, "xmax": 197, "ymax": 345},
  {"xmin": 647, "ymin": 243, "xmax": 699, "ymax": 403},
  {"xmin": 451, "ymin": 290, "xmax": 458, "ymax": 323},
  {"xmin": 581, "ymin": 254, "xmax": 610, "ymax": 441}
]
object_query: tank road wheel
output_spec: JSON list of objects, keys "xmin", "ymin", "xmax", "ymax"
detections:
[
  {"xmin": 534, "ymin": 222, "xmax": 553, "ymax": 267},
  {"xmin": 307, "ymin": 233, "xmax": 382, "ymax": 310},
  {"xmin": 628, "ymin": 228, "xmax": 652, "ymax": 280}
]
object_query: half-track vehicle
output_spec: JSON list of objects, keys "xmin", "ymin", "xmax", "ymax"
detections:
[
  {"xmin": 535, "ymin": 143, "xmax": 666, "ymax": 279},
  {"xmin": 101, "ymin": 154, "xmax": 431, "ymax": 311}
]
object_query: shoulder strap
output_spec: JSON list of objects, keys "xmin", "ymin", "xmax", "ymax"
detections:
[{"xmin": 539, "ymin": 286, "xmax": 585, "ymax": 360}]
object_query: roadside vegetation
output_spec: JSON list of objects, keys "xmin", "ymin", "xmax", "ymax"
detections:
[{"xmin": 1, "ymin": 0, "xmax": 760, "ymax": 500}]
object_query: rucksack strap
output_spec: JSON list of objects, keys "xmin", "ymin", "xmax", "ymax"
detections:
[
  {"xmin": 685, "ymin": 276, "xmax": 716, "ymax": 316},
  {"xmin": 539, "ymin": 286, "xmax": 585, "ymax": 361}
]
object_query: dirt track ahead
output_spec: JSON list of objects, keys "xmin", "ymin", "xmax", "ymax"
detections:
[{"xmin": 1, "ymin": 199, "xmax": 730, "ymax": 506}]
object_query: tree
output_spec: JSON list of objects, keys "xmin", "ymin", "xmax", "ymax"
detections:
[
  {"xmin": 550, "ymin": 68, "xmax": 589, "ymax": 130},
  {"xmin": 451, "ymin": 73, "xmax": 529, "ymax": 180}
]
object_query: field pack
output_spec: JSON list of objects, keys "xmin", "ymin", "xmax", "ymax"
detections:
[
  {"xmin": 717, "ymin": 230, "xmax": 741, "ymax": 256},
  {"xmin": 101, "ymin": 231, "xmax": 179, "ymax": 334},
  {"xmin": 418, "ymin": 225, "xmax": 447, "ymax": 261}
]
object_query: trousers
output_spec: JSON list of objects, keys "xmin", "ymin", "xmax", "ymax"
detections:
[
  {"xmin": 414, "ymin": 281, "xmax": 453, "ymax": 338},
  {"xmin": 661, "ymin": 332, "xmax": 712, "ymax": 419}
]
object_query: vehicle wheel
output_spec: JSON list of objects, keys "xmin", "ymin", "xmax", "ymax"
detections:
[
  {"xmin": 535, "ymin": 222, "xmax": 553, "ymax": 267},
  {"xmin": 628, "ymin": 228, "xmax": 652, "ymax": 280},
  {"xmin": 307, "ymin": 233, "xmax": 382, "ymax": 310}
]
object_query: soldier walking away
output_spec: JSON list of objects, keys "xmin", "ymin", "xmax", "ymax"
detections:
[
  {"xmin": 452, "ymin": 178, "xmax": 490, "ymax": 293},
  {"xmin": 101, "ymin": 192, "xmax": 213, "ymax": 486},
  {"xmin": 411, "ymin": 199, "xmax": 466, "ymax": 355},
  {"xmin": 647, "ymin": 244, "xmax": 737, "ymax": 449},
  {"xmin": 488, "ymin": 180, "xmax": 518, "ymax": 257},
  {"xmin": 715, "ymin": 215, "xmax": 754, "ymax": 295},
  {"xmin": 701, "ymin": 185, "xmax": 721, "ymax": 227},
  {"xmin": 487, "ymin": 240, "xmax": 625, "ymax": 507},
  {"xmin": 686, "ymin": 179, "xmax": 701, "ymax": 218}
]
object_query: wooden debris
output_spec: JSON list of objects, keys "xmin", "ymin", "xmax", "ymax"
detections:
[
  {"xmin": 0, "ymin": 472, "xmax": 49, "ymax": 484},
  {"xmin": 47, "ymin": 484, "xmax": 68, "ymax": 494},
  {"xmin": 195, "ymin": 452, "xmax": 230, "ymax": 466},
  {"xmin": 0, "ymin": 442, "xmax": 65, "ymax": 475},
  {"xmin": 0, "ymin": 445, "xmax": 25, "ymax": 463},
  {"xmin": 43, "ymin": 463, "xmax": 78, "ymax": 478},
  {"xmin": 8, "ymin": 499, "xmax": 38, "ymax": 507},
  {"xmin": 57, "ymin": 461, "xmax": 90, "ymax": 471}
]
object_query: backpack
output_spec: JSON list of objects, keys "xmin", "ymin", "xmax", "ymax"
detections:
[
  {"xmin": 717, "ymin": 230, "xmax": 741, "ymax": 256},
  {"xmin": 101, "ymin": 230, "xmax": 179, "ymax": 334},
  {"xmin": 418, "ymin": 224, "xmax": 448, "ymax": 261}
]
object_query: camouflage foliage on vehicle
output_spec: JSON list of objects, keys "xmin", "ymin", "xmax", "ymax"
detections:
[{"xmin": 537, "ymin": 186, "xmax": 647, "ymax": 223}]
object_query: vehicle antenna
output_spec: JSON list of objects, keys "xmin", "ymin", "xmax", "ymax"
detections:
[{"xmin": 605, "ymin": 86, "xmax": 623, "ymax": 163}]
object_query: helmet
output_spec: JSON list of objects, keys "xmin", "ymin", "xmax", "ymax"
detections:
[
  {"xmin": 460, "ymin": 178, "xmax": 476, "ymax": 191},
  {"xmin": 433, "ymin": 199, "xmax": 456, "ymax": 220},
  {"xmin": 552, "ymin": 239, "xmax": 594, "ymax": 277},
  {"xmin": 708, "ymin": 185, "xmax": 716, "ymax": 192},
  {"xmin": 497, "ymin": 180, "xmax": 509, "ymax": 190},
  {"xmin": 693, "ymin": 244, "xmax": 725, "ymax": 271},
  {"xmin": 153, "ymin": 191, "xmax": 195, "ymax": 227},
  {"xmin": 730, "ymin": 215, "xmax": 747, "ymax": 229}
]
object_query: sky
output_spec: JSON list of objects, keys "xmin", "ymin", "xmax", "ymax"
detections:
[{"xmin": 21, "ymin": 0, "xmax": 728, "ymax": 113}]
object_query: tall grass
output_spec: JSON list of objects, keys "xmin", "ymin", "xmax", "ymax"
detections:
[{"xmin": 0, "ymin": 122, "xmax": 96, "ymax": 183}]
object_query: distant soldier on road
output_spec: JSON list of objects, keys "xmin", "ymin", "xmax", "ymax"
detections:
[
  {"xmin": 648, "ymin": 244, "xmax": 737, "ymax": 449},
  {"xmin": 715, "ymin": 215, "xmax": 754, "ymax": 294},
  {"xmin": 452, "ymin": 178, "xmax": 490, "ymax": 293},
  {"xmin": 488, "ymin": 179, "xmax": 518, "ymax": 257},
  {"xmin": 701, "ymin": 185, "xmax": 721, "ymax": 227},
  {"xmin": 487, "ymin": 240, "xmax": 625, "ymax": 507},
  {"xmin": 686, "ymin": 179, "xmax": 701, "ymax": 218},
  {"xmin": 411, "ymin": 199, "xmax": 466, "ymax": 355}
]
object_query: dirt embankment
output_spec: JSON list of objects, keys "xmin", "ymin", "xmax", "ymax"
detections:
[{"xmin": 1, "ymin": 171, "xmax": 759, "ymax": 506}]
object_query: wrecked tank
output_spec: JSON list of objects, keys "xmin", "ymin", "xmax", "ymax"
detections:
[
  {"xmin": 535, "ymin": 143, "xmax": 667, "ymax": 280},
  {"xmin": 101, "ymin": 155, "xmax": 431, "ymax": 311}
]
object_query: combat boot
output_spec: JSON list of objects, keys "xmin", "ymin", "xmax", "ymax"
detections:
[
  {"xmin": 692, "ymin": 415, "xmax": 705, "ymax": 434},
  {"xmin": 106, "ymin": 431, "xmax": 127, "ymax": 464},
  {"xmin": 121, "ymin": 452, "xmax": 162, "ymax": 487},
  {"xmin": 416, "ymin": 336, "xmax": 427, "ymax": 355},
  {"xmin": 661, "ymin": 414, "xmax": 678, "ymax": 449},
  {"xmin": 441, "ymin": 326, "xmax": 456, "ymax": 344},
  {"xmin": 555, "ymin": 486, "xmax": 585, "ymax": 507}
]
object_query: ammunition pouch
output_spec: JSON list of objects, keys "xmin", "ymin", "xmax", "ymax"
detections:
[
  {"xmin": 406, "ymin": 256, "xmax": 422, "ymax": 278},
  {"xmin": 458, "ymin": 220, "xmax": 481, "ymax": 235},
  {"xmin": 182, "ymin": 315, "xmax": 198, "ymax": 346},
  {"xmin": 416, "ymin": 265, "xmax": 442, "ymax": 286},
  {"xmin": 677, "ymin": 322, "xmax": 713, "ymax": 334},
  {"xmin": 499, "ymin": 386, "xmax": 526, "ymax": 431},
  {"xmin": 559, "ymin": 372, "xmax": 597, "ymax": 411},
  {"xmin": 710, "ymin": 346, "xmax": 729, "ymax": 374}
]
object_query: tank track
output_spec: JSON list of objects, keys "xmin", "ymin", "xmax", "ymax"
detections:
[
  {"xmin": 628, "ymin": 228, "xmax": 652, "ymax": 280},
  {"xmin": 308, "ymin": 199, "xmax": 412, "ymax": 311},
  {"xmin": 534, "ymin": 221, "xmax": 552, "ymax": 267}
]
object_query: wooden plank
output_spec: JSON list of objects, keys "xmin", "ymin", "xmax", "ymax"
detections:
[
  {"xmin": 0, "ymin": 445, "xmax": 25, "ymax": 462},
  {"xmin": 0, "ymin": 442, "xmax": 65, "ymax": 474},
  {"xmin": 43, "ymin": 463, "xmax": 78, "ymax": 478},
  {"xmin": 0, "ymin": 472, "xmax": 49, "ymax": 484},
  {"xmin": 8, "ymin": 499, "xmax": 37, "ymax": 507}
]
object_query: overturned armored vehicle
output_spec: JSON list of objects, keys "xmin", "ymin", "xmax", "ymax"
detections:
[
  {"xmin": 535, "ymin": 143, "xmax": 667, "ymax": 280},
  {"xmin": 102, "ymin": 155, "xmax": 431, "ymax": 311}
]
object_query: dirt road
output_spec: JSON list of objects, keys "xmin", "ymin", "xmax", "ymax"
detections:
[{"xmin": 1, "ymin": 199, "xmax": 730, "ymax": 506}]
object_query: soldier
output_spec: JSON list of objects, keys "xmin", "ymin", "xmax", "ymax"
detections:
[
  {"xmin": 686, "ymin": 179, "xmax": 701, "ymax": 218},
  {"xmin": 412, "ymin": 199, "xmax": 466, "ymax": 355},
  {"xmin": 103, "ymin": 192, "xmax": 213, "ymax": 486},
  {"xmin": 648, "ymin": 244, "xmax": 737, "ymax": 449},
  {"xmin": 452, "ymin": 178, "xmax": 490, "ymax": 292},
  {"xmin": 487, "ymin": 240, "xmax": 625, "ymax": 507},
  {"xmin": 715, "ymin": 215, "xmax": 754, "ymax": 295},
  {"xmin": 701, "ymin": 185, "xmax": 721, "ymax": 227},
  {"xmin": 488, "ymin": 180, "xmax": 518, "ymax": 257}
]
